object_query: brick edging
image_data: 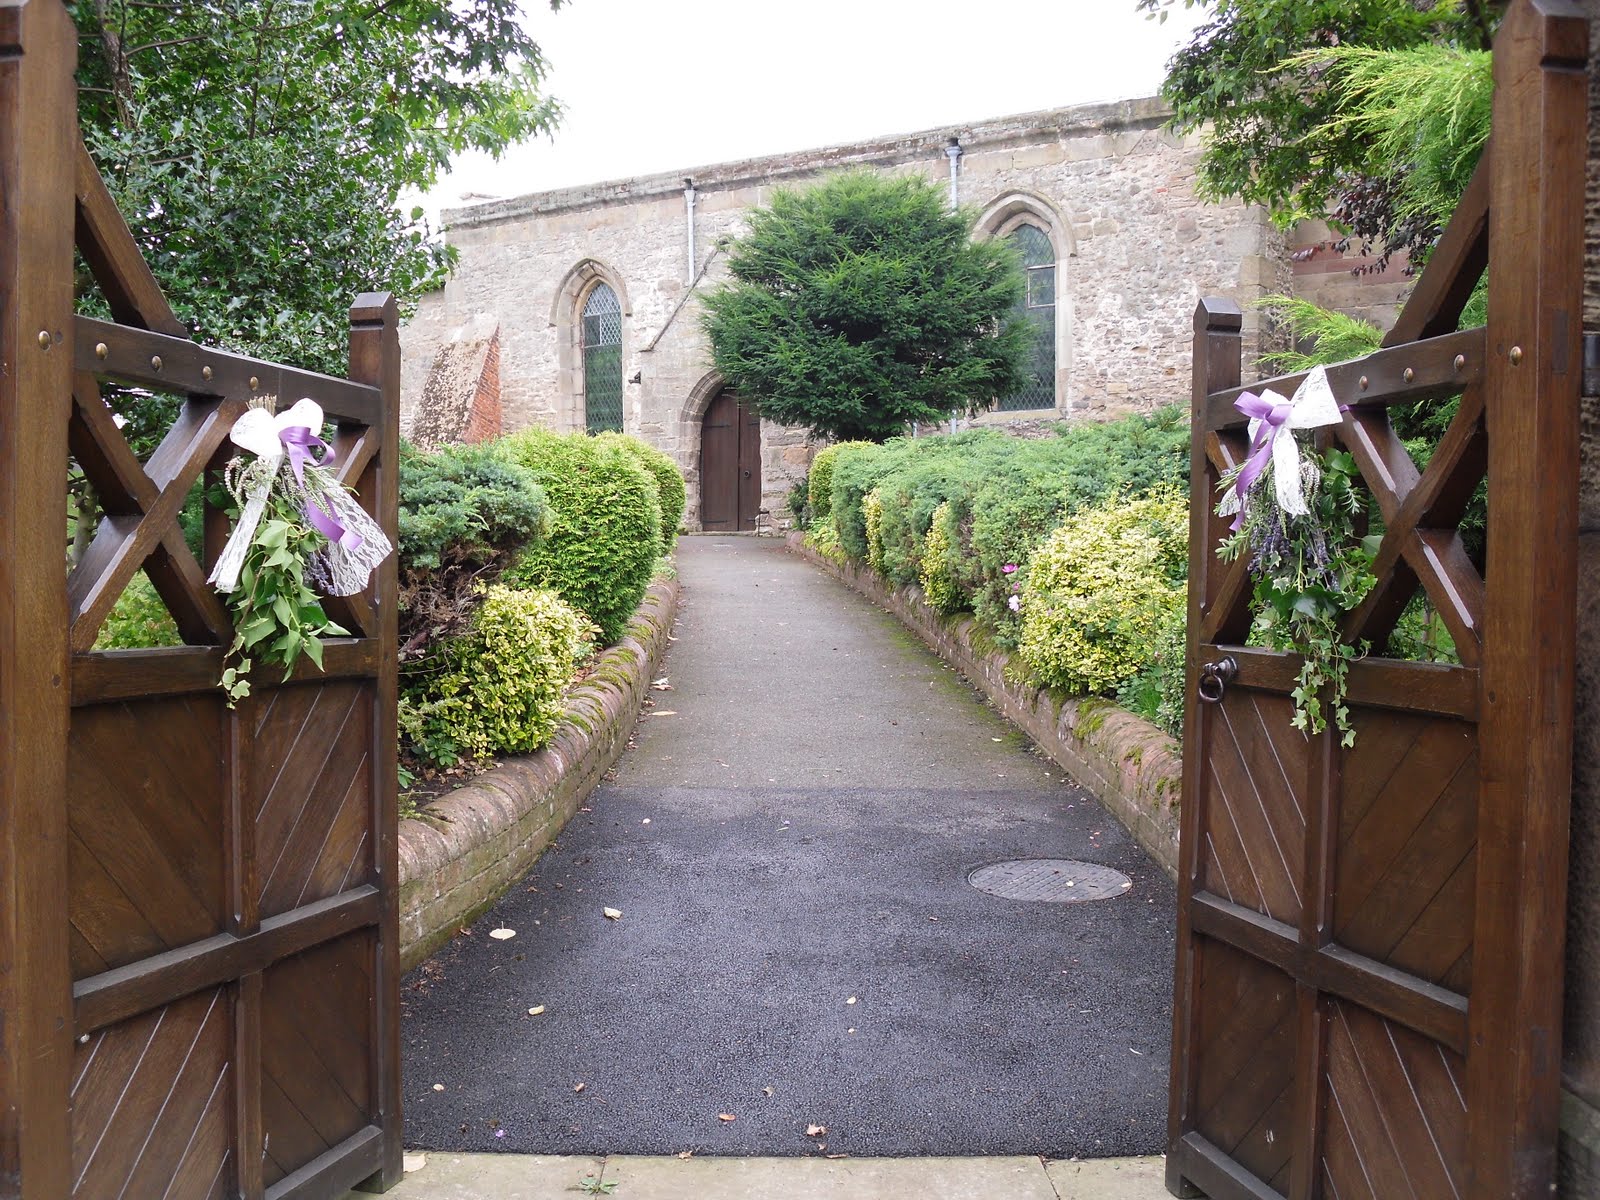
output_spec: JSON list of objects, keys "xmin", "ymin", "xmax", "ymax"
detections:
[
  {"xmin": 396, "ymin": 578, "xmax": 679, "ymax": 969},
  {"xmin": 787, "ymin": 532, "xmax": 1181, "ymax": 877}
]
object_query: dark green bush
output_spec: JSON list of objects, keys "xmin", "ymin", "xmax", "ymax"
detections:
[
  {"xmin": 500, "ymin": 429, "xmax": 663, "ymax": 646},
  {"xmin": 597, "ymin": 431, "xmax": 685, "ymax": 555},
  {"xmin": 397, "ymin": 440, "xmax": 552, "ymax": 662}
]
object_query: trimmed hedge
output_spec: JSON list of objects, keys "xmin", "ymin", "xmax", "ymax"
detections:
[
  {"xmin": 808, "ymin": 440, "xmax": 875, "ymax": 523},
  {"xmin": 597, "ymin": 431, "xmax": 686, "ymax": 555},
  {"xmin": 500, "ymin": 429, "xmax": 663, "ymax": 646},
  {"xmin": 399, "ymin": 584, "xmax": 597, "ymax": 767}
]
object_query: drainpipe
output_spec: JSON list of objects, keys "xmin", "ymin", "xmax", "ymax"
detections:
[
  {"xmin": 944, "ymin": 136, "xmax": 962, "ymax": 211},
  {"xmin": 684, "ymin": 177, "xmax": 697, "ymax": 285}
]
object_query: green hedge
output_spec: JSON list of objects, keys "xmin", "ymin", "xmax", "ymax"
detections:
[
  {"xmin": 808, "ymin": 440, "xmax": 875, "ymax": 522},
  {"xmin": 597, "ymin": 431, "xmax": 686, "ymax": 555},
  {"xmin": 500, "ymin": 429, "xmax": 663, "ymax": 646},
  {"xmin": 400, "ymin": 584, "xmax": 596, "ymax": 767}
]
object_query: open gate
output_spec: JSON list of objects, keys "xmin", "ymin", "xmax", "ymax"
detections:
[
  {"xmin": 1, "ymin": 3, "xmax": 402, "ymax": 1196},
  {"xmin": 1167, "ymin": 3, "xmax": 1586, "ymax": 1198}
]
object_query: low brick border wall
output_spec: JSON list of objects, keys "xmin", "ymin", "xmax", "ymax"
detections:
[
  {"xmin": 788, "ymin": 533, "xmax": 1182, "ymax": 877},
  {"xmin": 396, "ymin": 578, "xmax": 679, "ymax": 969}
]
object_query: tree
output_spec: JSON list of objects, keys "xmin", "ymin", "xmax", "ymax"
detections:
[
  {"xmin": 701, "ymin": 171, "xmax": 1027, "ymax": 444},
  {"xmin": 70, "ymin": 1, "xmax": 564, "ymax": 377},
  {"xmin": 1137, "ymin": 0, "xmax": 1499, "ymax": 265}
]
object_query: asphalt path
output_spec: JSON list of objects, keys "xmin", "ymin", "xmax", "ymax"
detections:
[{"xmin": 400, "ymin": 535, "xmax": 1177, "ymax": 1159}]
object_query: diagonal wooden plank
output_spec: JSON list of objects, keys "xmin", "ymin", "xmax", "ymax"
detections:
[{"xmin": 74, "ymin": 139, "xmax": 187, "ymax": 338}]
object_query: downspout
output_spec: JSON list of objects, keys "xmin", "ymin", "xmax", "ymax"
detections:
[
  {"xmin": 945, "ymin": 137, "xmax": 963, "ymax": 434},
  {"xmin": 944, "ymin": 136, "xmax": 962, "ymax": 210},
  {"xmin": 684, "ymin": 177, "xmax": 697, "ymax": 285}
]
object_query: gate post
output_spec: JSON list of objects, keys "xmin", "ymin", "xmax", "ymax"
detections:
[
  {"xmin": 1166, "ymin": 296, "xmax": 1242, "ymax": 1199},
  {"xmin": 1472, "ymin": 1, "xmax": 1588, "ymax": 1194},
  {"xmin": 347, "ymin": 292, "xmax": 404, "ymax": 1193},
  {"xmin": 0, "ymin": 1, "xmax": 78, "ymax": 1194}
]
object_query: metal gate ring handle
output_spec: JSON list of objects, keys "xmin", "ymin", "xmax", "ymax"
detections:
[{"xmin": 1196, "ymin": 656, "xmax": 1239, "ymax": 705}]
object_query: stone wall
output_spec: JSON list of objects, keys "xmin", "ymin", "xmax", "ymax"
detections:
[{"xmin": 402, "ymin": 99, "xmax": 1291, "ymax": 527}]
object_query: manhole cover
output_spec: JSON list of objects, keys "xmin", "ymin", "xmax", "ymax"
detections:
[{"xmin": 967, "ymin": 859, "xmax": 1133, "ymax": 903}]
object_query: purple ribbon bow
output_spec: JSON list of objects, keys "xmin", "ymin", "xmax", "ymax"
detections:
[
  {"xmin": 278, "ymin": 425, "xmax": 364, "ymax": 552},
  {"xmin": 1229, "ymin": 390, "xmax": 1293, "ymax": 531}
]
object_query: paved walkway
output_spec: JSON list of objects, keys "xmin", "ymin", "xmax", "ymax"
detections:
[
  {"xmin": 396, "ymin": 536, "xmax": 1177, "ymax": 1175},
  {"xmin": 359, "ymin": 1151, "xmax": 1168, "ymax": 1198}
]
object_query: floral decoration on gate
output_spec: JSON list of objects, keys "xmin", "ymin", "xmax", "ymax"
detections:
[
  {"xmin": 208, "ymin": 396, "xmax": 393, "ymax": 703},
  {"xmin": 1215, "ymin": 365, "xmax": 1375, "ymax": 746}
]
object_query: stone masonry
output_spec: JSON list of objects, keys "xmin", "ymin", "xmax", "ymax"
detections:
[{"xmin": 401, "ymin": 98, "xmax": 1296, "ymax": 527}]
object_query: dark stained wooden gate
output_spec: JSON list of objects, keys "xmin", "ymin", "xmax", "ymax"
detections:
[
  {"xmin": 699, "ymin": 389, "xmax": 761, "ymax": 531},
  {"xmin": 1166, "ymin": 4, "xmax": 1585, "ymax": 1198},
  {"xmin": 1, "ymin": 3, "xmax": 402, "ymax": 1196}
]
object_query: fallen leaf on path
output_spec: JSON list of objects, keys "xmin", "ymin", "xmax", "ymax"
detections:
[
  {"xmin": 402, "ymin": 1153, "xmax": 426, "ymax": 1173},
  {"xmin": 603, "ymin": 908, "xmax": 623, "ymax": 920},
  {"xmin": 652, "ymin": 677, "xmax": 673, "ymax": 690},
  {"xmin": 574, "ymin": 1082, "xmax": 587, "ymax": 1093},
  {"xmin": 677, "ymin": 1151, "xmax": 694, "ymax": 1160},
  {"xmin": 845, "ymin": 996, "xmax": 857, "ymax": 1005},
  {"xmin": 652, "ymin": 710, "xmax": 678, "ymax": 717},
  {"xmin": 489, "ymin": 928, "xmax": 516, "ymax": 940},
  {"xmin": 826, "ymin": 1153, "xmax": 849, "ymax": 1159},
  {"xmin": 718, "ymin": 1113, "xmax": 736, "ymax": 1122},
  {"xmin": 528, "ymin": 1006, "xmax": 545, "ymax": 1016},
  {"xmin": 806, "ymin": 1124, "xmax": 827, "ymax": 1137},
  {"xmin": 763, "ymin": 1087, "xmax": 774, "ymax": 1097},
  {"xmin": 432, "ymin": 1083, "xmax": 445, "ymax": 1092}
]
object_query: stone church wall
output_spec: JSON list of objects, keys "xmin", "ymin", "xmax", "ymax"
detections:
[{"xmin": 401, "ymin": 97, "xmax": 1291, "ymax": 527}]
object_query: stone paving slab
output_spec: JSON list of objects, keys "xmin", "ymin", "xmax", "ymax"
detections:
[{"xmin": 350, "ymin": 1153, "xmax": 1173, "ymax": 1199}]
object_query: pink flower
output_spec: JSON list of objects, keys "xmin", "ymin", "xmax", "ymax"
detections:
[
  {"xmin": 1002, "ymin": 564, "xmax": 1018, "ymax": 575},
  {"xmin": 1008, "ymin": 594, "xmax": 1022, "ymax": 612}
]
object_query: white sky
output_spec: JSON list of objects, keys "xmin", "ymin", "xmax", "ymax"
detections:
[{"xmin": 427, "ymin": 0, "xmax": 1209, "ymax": 215}]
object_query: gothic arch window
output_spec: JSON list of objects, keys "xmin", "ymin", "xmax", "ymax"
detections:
[
  {"xmin": 1000, "ymin": 222, "xmax": 1056, "ymax": 412},
  {"xmin": 581, "ymin": 281, "xmax": 623, "ymax": 433}
]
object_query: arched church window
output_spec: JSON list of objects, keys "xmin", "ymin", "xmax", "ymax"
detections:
[
  {"xmin": 582, "ymin": 282, "xmax": 623, "ymax": 433},
  {"xmin": 999, "ymin": 223, "xmax": 1056, "ymax": 411}
]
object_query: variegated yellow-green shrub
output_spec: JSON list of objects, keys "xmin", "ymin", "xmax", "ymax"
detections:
[
  {"xmin": 919, "ymin": 501, "xmax": 965, "ymax": 615},
  {"xmin": 400, "ymin": 583, "xmax": 597, "ymax": 768},
  {"xmin": 863, "ymin": 489, "xmax": 886, "ymax": 574},
  {"xmin": 808, "ymin": 440, "xmax": 876, "ymax": 523},
  {"xmin": 1017, "ymin": 489, "xmax": 1187, "ymax": 695}
]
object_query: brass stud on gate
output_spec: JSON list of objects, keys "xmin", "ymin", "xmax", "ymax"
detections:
[
  {"xmin": 1454, "ymin": 354, "xmax": 1466, "ymax": 372},
  {"xmin": 202, "ymin": 365, "xmax": 213, "ymax": 381},
  {"xmin": 95, "ymin": 342, "xmax": 108, "ymax": 360},
  {"xmin": 1510, "ymin": 345, "xmax": 1525, "ymax": 366},
  {"xmin": 37, "ymin": 330, "xmax": 50, "ymax": 349},
  {"xmin": 151, "ymin": 355, "xmax": 163, "ymax": 372},
  {"xmin": 1403, "ymin": 367, "xmax": 1415, "ymax": 384},
  {"xmin": 249, "ymin": 376, "xmax": 260, "ymax": 390},
  {"xmin": 1359, "ymin": 375, "xmax": 1369, "ymax": 391}
]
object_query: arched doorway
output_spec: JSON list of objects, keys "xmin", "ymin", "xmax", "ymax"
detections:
[{"xmin": 699, "ymin": 390, "xmax": 760, "ymax": 531}]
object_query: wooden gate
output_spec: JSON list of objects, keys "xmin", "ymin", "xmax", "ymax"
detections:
[
  {"xmin": 1, "ymin": 3, "xmax": 402, "ymax": 1196},
  {"xmin": 699, "ymin": 390, "xmax": 762, "ymax": 531},
  {"xmin": 1166, "ymin": 3, "xmax": 1585, "ymax": 1198}
]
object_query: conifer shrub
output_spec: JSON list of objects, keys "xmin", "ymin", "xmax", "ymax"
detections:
[
  {"xmin": 499, "ymin": 429, "xmax": 663, "ymax": 646},
  {"xmin": 1016, "ymin": 490, "xmax": 1188, "ymax": 695},
  {"xmin": 399, "ymin": 584, "xmax": 596, "ymax": 768},
  {"xmin": 597, "ymin": 431, "xmax": 685, "ymax": 555},
  {"xmin": 919, "ymin": 501, "xmax": 965, "ymax": 615}
]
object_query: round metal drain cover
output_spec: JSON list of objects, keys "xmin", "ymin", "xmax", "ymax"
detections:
[{"xmin": 968, "ymin": 859, "xmax": 1133, "ymax": 903}]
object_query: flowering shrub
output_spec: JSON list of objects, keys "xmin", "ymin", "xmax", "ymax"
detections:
[{"xmin": 1016, "ymin": 490, "xmax": 1187, "ymax": 695}]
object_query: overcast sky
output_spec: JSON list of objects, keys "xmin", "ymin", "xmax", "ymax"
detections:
[{"xmin": 427, "ymin": 1, "xmax": 1209, "ymax": 214}]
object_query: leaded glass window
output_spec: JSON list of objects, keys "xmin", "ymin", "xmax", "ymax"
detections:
[
  {"xmin": 999, "ymin": 223, "xmax": 1056, "ymax": 412},
  {"xmin": 582, "ymin": 282, "xmax": 623, "ymax": 434}
]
